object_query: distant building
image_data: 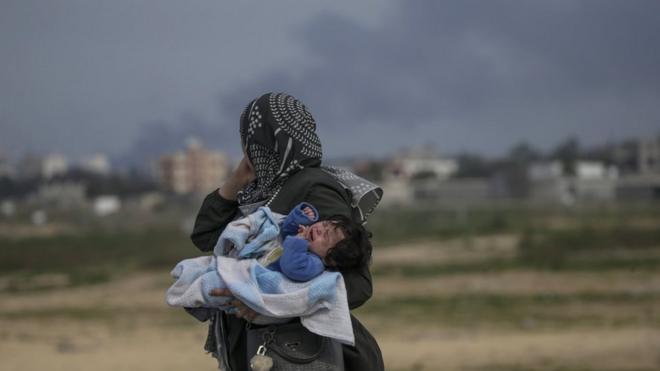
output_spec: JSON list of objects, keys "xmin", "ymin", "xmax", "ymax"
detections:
[
  {"xmin": 611, "ymin": 135, "xmax": 660, "ymax": 201},
  {"xmin": 93, "ymin": 195, "xmax": 121, "ymax": 216},
  {"xmin": 35, "ymin": 181, "xmax": 87, "ymax": 209},
  {"xmin": 638, "ymin": 136, "xmax": 660, "ymax": 174},
  {"xmin": 528, "ymin": 160, "xmax": 617, "ymax": 204},
  {"xmin": 529, "ymin": 161, "xmax": 563, "ymax": 181},
  {"xmin": 616, "ymin": 174, "xmax": 660, "ymax": 201},
  {"xmin": 158, "ymin": 139, "xmax": 230, "ymax": 194},
  {"xmin": 379, "ymin": 147, "xmax": 463, "ymax": 206},
  {"xmin": 0, "ymin": 152, "xmax": 14, "ymax": 178},
  {"xmin": 572, "ymin": 161, "xmax": 618, "ymax": 202},
  {"xmin": 385, "ymin": 147, "xmax": 458, "ymax": 181},
  {"xmin": 528, "ymin": 161, "xmax": 573, "ymax": 205},
  {"xmin": 414, "ymin": 178, "xmax": 491, "ymax": 205},
  {"xmin": 379, "ymin": 178, "xmax": 412, "ymax": 206},
  {"xmin": 1, "ymin": 200, "xmax": 16, "ymax": 217},
  {"xmin": 17, "ymin": 154, "xmax": 43, "ymax": 179},
  {"xmin": 31, "ymin": 210, "xmax": 47, "ymax": 225},
  {"xmin": 42, "ymin": 153, "xmax": 68, "ymax": 178},
  {"xmin": 80, "ymin": 153, "xmax": 111, "ymax": 175},
  {"xmin": 15, "ymin": 153, "xmax": 69, "ymax": 179},
  {"xmin": 613, "ymin": 135, "xmax": 660, "ymax": 176}
]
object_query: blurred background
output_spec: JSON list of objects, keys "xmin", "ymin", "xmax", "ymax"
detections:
[{"xmin": 1, "ymin": 1, "xmax": 660, "ymax": 370}]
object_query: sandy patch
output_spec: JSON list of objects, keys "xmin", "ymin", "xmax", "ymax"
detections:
[
  {"xmin": 374, "ymin": 234, "xmax": 519, "ymax": 266},
  {"xmin": 379, "ymin": 328, "xmax": 660, "ymax": 371},
  {"xmin": 373, "ymin": 270, "xmax": 660, "ymax": 298}
]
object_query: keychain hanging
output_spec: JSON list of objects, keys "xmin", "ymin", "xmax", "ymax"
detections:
[{"xmin": 250, "ymin": 328, "xmax": 275, "ymax": 371}]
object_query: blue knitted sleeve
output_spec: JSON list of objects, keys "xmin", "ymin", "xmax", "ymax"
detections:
[
  {"xmin": 279, "ymin": 236, "xmax": 324, "ymax": 282},
  {"xmin": 280, "ymin": 202, "xmax": 319, "ymax": 238}
]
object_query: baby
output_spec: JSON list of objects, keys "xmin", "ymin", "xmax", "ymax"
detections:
[
  {"xmin": 166, "ymin": 202, "xmax": 372, "ymax": 309},
  {"xmin": 267, "ymin": 202, "xmax": 372, "ymax": 281}
]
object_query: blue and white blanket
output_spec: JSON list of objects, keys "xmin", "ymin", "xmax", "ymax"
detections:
[{"xmin": 166, "ymin": 207, "xmax": 354, "ymax": 345}]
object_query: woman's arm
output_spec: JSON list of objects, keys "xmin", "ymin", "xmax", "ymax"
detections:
[
  {"xmin": 190, "ymin": 191, "xmax": 239, "ymax": 252},
  {"xmin": 190, "ymin": 156, "xmax": 255, "ymax": 252}
]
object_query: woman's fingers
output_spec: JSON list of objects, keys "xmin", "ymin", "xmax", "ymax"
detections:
[
  {"xmin": 208, "ymin": 288, "xmax": 233, "ymax": 297},
  {"xmin": 231, "ymin": 299, "xmax": 258, "ymax": 322},
  {"xmin": 219, "ymin": 156, "xmax": 256, "ymax": 200},
  {"xmin": 207, "ymin": 290, "xmax": 257, "ymax": 321},
  {"xmin": 237, "ymin": 156, "xmax": 256, "ymax": 184}
]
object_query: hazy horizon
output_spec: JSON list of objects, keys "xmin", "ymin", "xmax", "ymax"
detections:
[{"xmin": 2, "ymin": 1, "xmax": 659, "ymax": 163}]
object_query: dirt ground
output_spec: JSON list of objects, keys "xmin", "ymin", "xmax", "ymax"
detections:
[
  {"xmin": 2, "ymin": 238, "xmax": 660, "ymax": 371},
  {"xmin": 2, "ymin": 319, "xmax": 658, "ymax": 371}
]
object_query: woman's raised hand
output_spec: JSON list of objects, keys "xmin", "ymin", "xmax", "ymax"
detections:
[{"xmin": 219, "ymin": 156, "xmax": 256, "ymax": 200}]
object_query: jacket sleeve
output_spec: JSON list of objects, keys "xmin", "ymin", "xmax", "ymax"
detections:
[
  {"xmin": 190, "ymin": 189, "xmax": 239, "ymax": 252},
  {"xmin": 342, "ymin": 264, "xmax": 373, "ymax": 310},
  {"xmin": 279, "ymin": 236, "xmax": 325, "ymax": 282}
]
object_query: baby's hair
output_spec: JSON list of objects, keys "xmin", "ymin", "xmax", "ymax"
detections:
[{"xmin": 323, "ymin": 215, "xmax": 372, "ymax": 272}]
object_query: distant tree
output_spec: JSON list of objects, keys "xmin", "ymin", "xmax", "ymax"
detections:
[
  {"xmin": 411, "ymin": 170, "xmax": 437, "ymax": 181},
  {"xmin": 453, "ymin": 153, "xmax": 493, "ymax": 178},
  {"xmin": 57, "ymin": 168, "xmax": 158, "ymax": 198},
  {"xmin": 497, "ymin": 141, "xmax": 543, "ymax": 198},
  {"xmin": 551, "ymin": 137, "xmax": 580, "ymax": 176},
  {"xmin": 582, "ymin": 143, "xmax": 615, "ymax": 165},
  {"xmin": 508, "ymin": 142, "xmax": 543, "ymax": 165},
  {"xmin": 0, "ymin": 176, "xmax": 41, "ymax": 199},
  {"xmin": 353, "ymin": 160, "xmax": 385, "ymax": 182}
]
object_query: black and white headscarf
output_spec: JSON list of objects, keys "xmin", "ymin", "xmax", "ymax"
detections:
[{"xmin": 238, "ymin": 92, "xmax": 382, "ymax": 223}]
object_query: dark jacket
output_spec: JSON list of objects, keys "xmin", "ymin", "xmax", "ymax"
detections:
[{"xmin": 189, "ymin": 167, "xmax": 384, "ymax": 371}]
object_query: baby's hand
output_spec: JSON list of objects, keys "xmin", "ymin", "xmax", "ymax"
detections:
[
  {"xmin": 302, "ymin": 206, "xmax": 316, "ymax": 220},
  {"xmin": 297, "ymin": 225, "xmax": 310, "ymax": 240}
]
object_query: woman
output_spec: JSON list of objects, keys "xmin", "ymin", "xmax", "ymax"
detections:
[{"xmin": 188, "ymin": 92, "xmax": 384, "ymax": 370}]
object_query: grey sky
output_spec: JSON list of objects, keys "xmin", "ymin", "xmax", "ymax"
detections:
[{"xmin": 1, "ymin": 0, "xmax": 659, "ymax": 163}]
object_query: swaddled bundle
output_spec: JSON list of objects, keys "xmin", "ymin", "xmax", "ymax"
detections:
[{"xmin": 166, "ymin": 204, "xmax": 354, "ymax": 345}]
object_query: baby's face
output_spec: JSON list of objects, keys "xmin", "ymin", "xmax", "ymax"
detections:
[{"xmin": 298, "ymin": 220, "xmax": 346, "ymax": 259}]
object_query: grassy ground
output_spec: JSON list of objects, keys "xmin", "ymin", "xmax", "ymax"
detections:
[{"xmin": 1, "ymin": 203, "xmax": 660, "ymax": 370}]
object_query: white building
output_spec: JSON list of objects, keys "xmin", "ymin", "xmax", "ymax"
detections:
[
  {"xmin": 529, "ymin": 160, "xmax": 617, "ymax": 204},
  {"xmin": 529, "ymin": 161, "xmax": 563, "ymax": 181},
  {"xmin": 385, "ymin": 147, "xmax": 458, "ymax": 181},
  {"xmin": 80, "ymin": 154, "xmax": 111, "ymax": 175},
  {"xmin": 42, "ymin": 154, "xmax": 68, "ymax": 178},
  {"xmin": 380, "ymin": 147, "xmax": 461, "ymax": 206},
  {"xmin": 0, "ymin": 152, "xmax": 14, "ymax": 178},
  {"xmin": 93, "ymin": 195, "xmax": 121, "ymax": 216}
]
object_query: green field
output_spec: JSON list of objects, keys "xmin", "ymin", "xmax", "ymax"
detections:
[{"xmin": 1, "ymin": 202, "xmax": 660, "ymax": 370}]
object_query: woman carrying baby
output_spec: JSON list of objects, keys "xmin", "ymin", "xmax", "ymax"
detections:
[{"xmin": 188, "ymin": 92, "xmax": 384, "ymax": 370}]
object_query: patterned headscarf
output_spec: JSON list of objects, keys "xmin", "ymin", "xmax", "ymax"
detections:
[{"xmin": 238, "ymin": 92, "xmax": 382, "ymax": 223}]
